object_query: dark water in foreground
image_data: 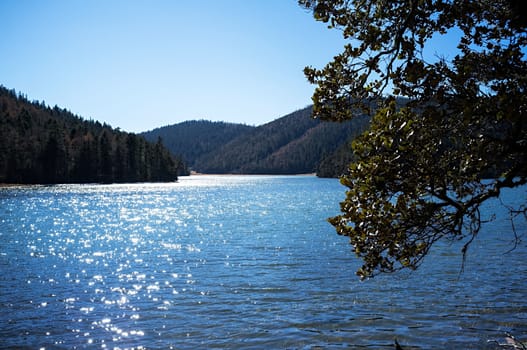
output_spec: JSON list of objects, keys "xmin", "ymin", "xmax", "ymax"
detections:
[{"xmin": 0, "ymin": 175, "xmax": 525, "ymax": 349}]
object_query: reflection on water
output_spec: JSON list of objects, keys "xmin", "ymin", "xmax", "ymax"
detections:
[{"xmin": 0, "ymin": 176, "xmax": 525, "ymax": 349}]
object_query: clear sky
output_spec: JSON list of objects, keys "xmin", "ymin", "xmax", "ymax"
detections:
[{"xmin": 0, "ymin": 0, "xmax": 347, "ymax": 132}]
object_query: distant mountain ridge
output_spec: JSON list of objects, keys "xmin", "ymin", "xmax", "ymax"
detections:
[
  {"xmin": 0, "ymin": 85, "xmax": 368, "ymax": 182},
  {"xmin": 143, "ymin": 106, "xmax": 370, "ymax": 177},
  {"xmin": 142, "ymin": 120, "xmax": 255, "ymax": 169}
]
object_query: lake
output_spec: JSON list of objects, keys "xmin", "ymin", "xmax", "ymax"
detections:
[{"xmin": 0, "ymin": 175, "xmax": 525, "ymax": 349}]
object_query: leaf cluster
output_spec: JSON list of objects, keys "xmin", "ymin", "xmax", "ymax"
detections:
[{"xmin": 300, "ymin": 0, "xmax": 527, "ymax": 278}]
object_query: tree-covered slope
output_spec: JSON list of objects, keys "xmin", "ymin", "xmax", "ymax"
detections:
[
  {"xmin": 0, "ymin": 86, "xmax": 186, "ymax": 184},
  {"xmin": 193, "ymin": 106, "xmax": 370, "ymax": 175},
  {"xmin": 192, "ymin": 107, "xmax": 317, "ymax": 173},
  {"xmin": 316, "ymin": 141, "xmax": 358, "ymax": 178},
  {"xmin": 141, "ymin": 120, "xmax": 254, "ymax": 168},
  {"xmin": 140, "ymin": 106, "xmax": 370, "ymax": 177}
]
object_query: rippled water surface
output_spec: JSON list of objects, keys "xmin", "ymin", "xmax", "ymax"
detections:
[{"xmin": 0, "ymin": 175, "xmax": 525, "ymax": 349}]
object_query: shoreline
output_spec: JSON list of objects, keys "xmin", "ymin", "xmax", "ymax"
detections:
[
  {"xmin": 0, "ymin": 183, "xmax": 42, "ymax": 188},
  {"xmin": 188, "ymin": 171, "xmax": 317, "ymax": 177},
  {"xmin": 0, "ymin": 174, "xmax": 320, "ymax": 188}
]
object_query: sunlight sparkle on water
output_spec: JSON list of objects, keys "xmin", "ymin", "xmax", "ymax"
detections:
[{"xmin": 0, "ymin": 176, "xmax": 525, "ymax": 349}]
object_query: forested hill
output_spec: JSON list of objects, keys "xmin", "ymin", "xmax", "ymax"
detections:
[
  {"xmin": 143, "ymin": 106, "xmax": 370, "ymax": 176},
  {"xmin": 142, "ymin": 120, "xmax": 255, "ymax": 169},
  {"xmin": 0, "ymin": 86, "xmax": 187, "ymax": 184}
]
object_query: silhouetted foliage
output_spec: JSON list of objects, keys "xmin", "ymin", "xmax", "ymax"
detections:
[
  {"xmin": 300, "ymin": 0, "xmax": 527, "ymax": 279},
  {"xmin": 0, "ymin": 86, "xmax": 186, "ymax": 184}
]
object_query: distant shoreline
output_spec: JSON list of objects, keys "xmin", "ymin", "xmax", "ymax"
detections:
[
  {"xmin": 0, "ymin": 174, "xmax": 320, "ymax": 188},
  {"xmin": 188, "ymin": 171, "xmax": 317, "ymax": 177},
  {"xmin": 0, "ymin": 183, "xmax": 43, "ymax": 189}
]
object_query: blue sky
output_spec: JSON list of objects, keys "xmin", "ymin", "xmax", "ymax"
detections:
[{"xmin": 0, "ymin": 0, "xmax": 347, "ymax": 132}]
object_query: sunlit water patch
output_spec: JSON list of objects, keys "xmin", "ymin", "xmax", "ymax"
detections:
[{"xmin": 0, "ymin": 175, "xmax": 525, "ymax": 349}]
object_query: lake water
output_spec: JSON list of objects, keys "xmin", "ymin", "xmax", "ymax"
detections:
[{"xmin": 0, "ymin": 175, "xmax": 525, "ymax": 349}]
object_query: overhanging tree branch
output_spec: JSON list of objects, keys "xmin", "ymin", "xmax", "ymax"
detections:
[{"xmin": 301, "ymin": 0, "xmax": 527, "ymax": 279}]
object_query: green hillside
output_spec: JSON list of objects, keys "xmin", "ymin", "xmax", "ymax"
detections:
[
  {"xmin": 144, "ymin": 106, "xmax": 370, "ymax": 176},
  {"xmin": 0, "ymin": 86, "xmax": 187, "ymax": 184},
  {"xmin": 193, "ymin": 107, "xmax": 317, "ymax": 173},
  {"xmin": 142, "ymin": 120, "xmax": 254, "ymax": 169}
]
